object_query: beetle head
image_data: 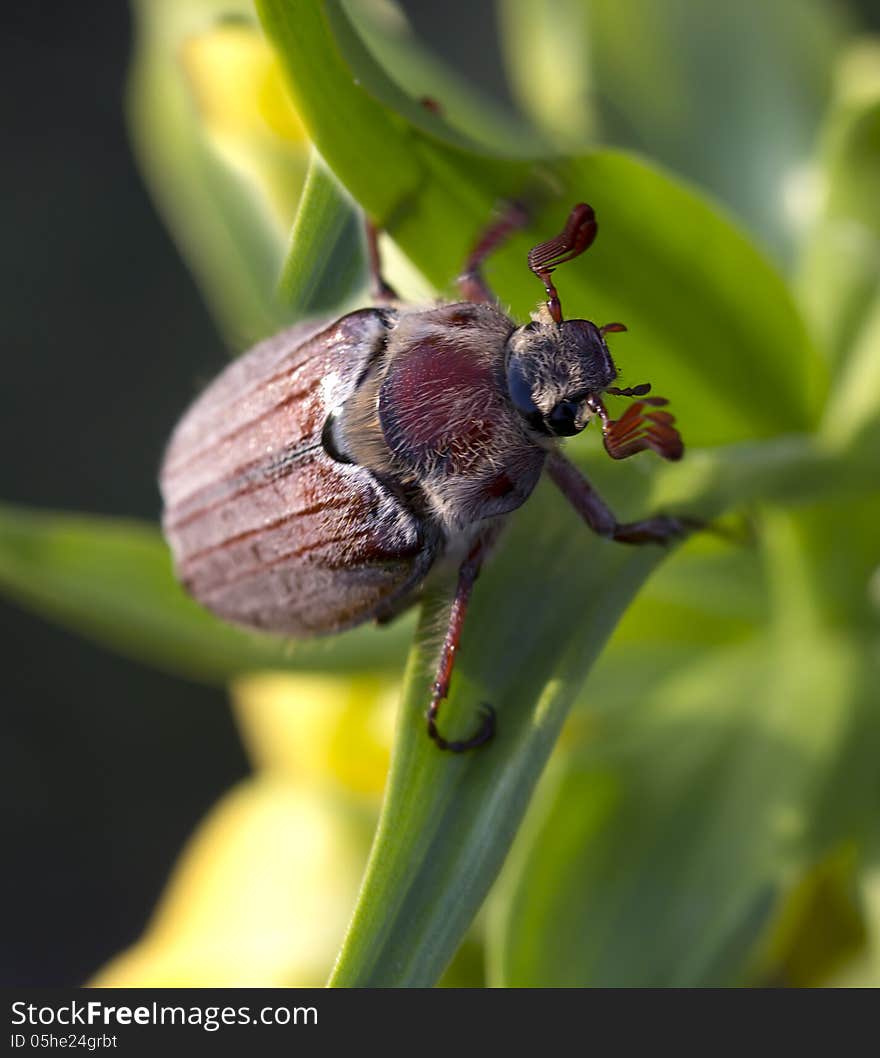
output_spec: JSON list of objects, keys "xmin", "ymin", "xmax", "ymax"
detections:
[
  {"xmin": 504, "ymin": 202, "xmax": 666, "ymax": 446},
  {"xmin": 505, "ymin": 317, "xmax": 618, "ymax": 437}
]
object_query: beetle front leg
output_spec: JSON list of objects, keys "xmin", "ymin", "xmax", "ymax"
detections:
[
  {"xmin": 457, "ymin": 201, "xmax": 529, "ymax": 304},
  {"xmin": 546, "ymin": 451, "xmax": 691, "ymax": 545},
  {"xmin": 426, "ymin": 540, "xmax": 495, "ymax": 752},
  {"xmin": 587, "ymin": 394, "xmax": 684, "ymax": 462}
]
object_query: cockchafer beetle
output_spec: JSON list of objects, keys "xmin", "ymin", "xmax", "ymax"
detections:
[{"xmin": 160, "ymin": 202, "xmax": 688, "ymax": 752}]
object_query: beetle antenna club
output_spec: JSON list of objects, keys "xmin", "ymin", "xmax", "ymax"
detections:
[
  {"xmin": 527, "ymin": 202, "xmax": 598, "ymax": 323},
  {"xmin": 160, "ymin": 199, "xmax": 690, "ymax": 756}
]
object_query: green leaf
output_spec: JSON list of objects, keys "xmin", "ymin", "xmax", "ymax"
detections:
[
  {"xmin": 330, "ymin": 478, "xmax": 670, "ymax": 986},
  {"xmin": 797, "ymin": 41, "xmax": 880, "ymax": 366},
  {"xmin": 489, "ymin": 631, "xmax": 877, "ymax": 985},
  {"xmin": 257, "ymin": 0, "xmax": 424, "ymax": 223},
  {"xmin": 276, "ymin": 148, "xmax": 367, "ymax": 317},
  {"xmin": 258, "ymin": 1, "xmax": 826, "ymax": 449},
  {"xmin": 822, "ymin": 290, "xmax": 880, "ymax": 456},
  {"xmin": 339, "ymin": 0, "xmax": 546, "ymax": 157},
  {"xmin": 499, "ymin": 0, "xmax": 847, "ymax": 265},
  {"xmin": 0, "ymin": 505, "xmax": 411, "ymax": 684},
  {"xmin": 829, "ymin": 866, "xmax": 880, "ymax": 986},
  {"xmin": 332, "ymin": 436, "xmax": 875, "ymax": 987},
  {"xmin": 750, "ymin": 845, "xmax": 868, "ymax": 987},
  {"xmin": 488, "ymin": 500, "xmax": 880, "ymax": 986}
]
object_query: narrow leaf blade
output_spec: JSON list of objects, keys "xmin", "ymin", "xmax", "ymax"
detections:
[{"xmin": 0, "ymin": 505, "xmax": 411, "ymax": 684}]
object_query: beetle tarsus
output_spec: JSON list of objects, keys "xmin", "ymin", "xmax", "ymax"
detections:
[
  {"xmin": 611, "ymin": 515, "xmax": 693, "ymax": 546},
  {"xmin": 427, "ymin": 701, "xmax": 495, "ymax": 752},
  {"xmin": 546, "ymin": 451, "xmax": 695, "ymax": 547}
]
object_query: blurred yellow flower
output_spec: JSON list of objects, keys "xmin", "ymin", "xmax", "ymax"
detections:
[
  {"xmin": 92, "ymin": 674, "xmax": 398, "ymax": 987},
  {"xmin": 233, "ymin": 672, "xmax": 397, "ymax": 796},
  {"xmin": 181, "ymin": 20, "xmax": 310, "ymax": 230},
  {"xmin": 182, "ymin": 22, "xmax": 308, "ymax": 144},
  {"xmin": 128, "ymin": 0, "xmax": 316, "ymax": 342}
]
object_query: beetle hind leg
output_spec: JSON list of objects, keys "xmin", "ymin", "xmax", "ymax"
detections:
[
  {"xmin": 365, "ymin": 218, "xmax": 399, "ymax": 303},
  {"xmin": 457, "ymin": 201, "xmax": 529, "ymax": 304},
  {"xmin": 425, "ymin": 539, "xmax": 496, "ymax": 752}
]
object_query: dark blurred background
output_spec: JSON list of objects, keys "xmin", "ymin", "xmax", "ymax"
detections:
[
  {"xmin": 3, "ymin": 0, "xmax": 878, "ymax": 988},
  {"xmin": 0, "ymin": 3, "xmax": 247, "ymax": 986}
]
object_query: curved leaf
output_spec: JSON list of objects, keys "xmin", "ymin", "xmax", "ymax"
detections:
[
  {"xmin": 500, "ymin": 0, "xmax": 847, "ymax": 264},
  {"xmin": 330, "ymin": 478, "xmax": 670, "ymax": 986},
  {"xmin": 797, "ymin": 40, "xmax": 880, "ymax": 365},
  {"xmin": 277, "ymin": 148, "xmax": 367, "ymax": 317},
  {"xmin": 488, "ymin": 633, "xmax": 873, "ymax": 986},
  {"xmin": 337, "ymin": 0, "xmax": 546, "ymax": 157},
  {"xmin": 488, "ymin": 499, "xmax": 880, "ymax": 986}
]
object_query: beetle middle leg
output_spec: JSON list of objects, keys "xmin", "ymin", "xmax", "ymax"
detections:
[
  {"xmin": 426, "ymin": 540, "xmax": 495, "ymax": 752},
  {"xmin": 457, "ymin": 201, "xmax": 529, "ymax": 304},
  {"xmin": 546, "ymin": 451, "xmax": 691, "ymax": 545}
]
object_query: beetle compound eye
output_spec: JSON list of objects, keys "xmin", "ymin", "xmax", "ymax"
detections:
[
  {"xmin": 506, "ymin": 355, "xmax": 547, "ymax": 433},
  {"xmin": 546, "ymin": 400, "xmax": 583, "ymax": 437}
]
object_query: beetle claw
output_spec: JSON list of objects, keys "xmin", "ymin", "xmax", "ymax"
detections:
[{"xmin": 427, "ymin": 702, "xmax": 496, "ymax": 753}]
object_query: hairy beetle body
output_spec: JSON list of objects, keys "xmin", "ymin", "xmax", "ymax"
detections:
[
  {"xmin": 338, "ymin": 301, "xmax": 547, "ymax": 535},
  {"xmin": 160, "ymin": 202, "xmax": 689, "ymax": 751}
]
